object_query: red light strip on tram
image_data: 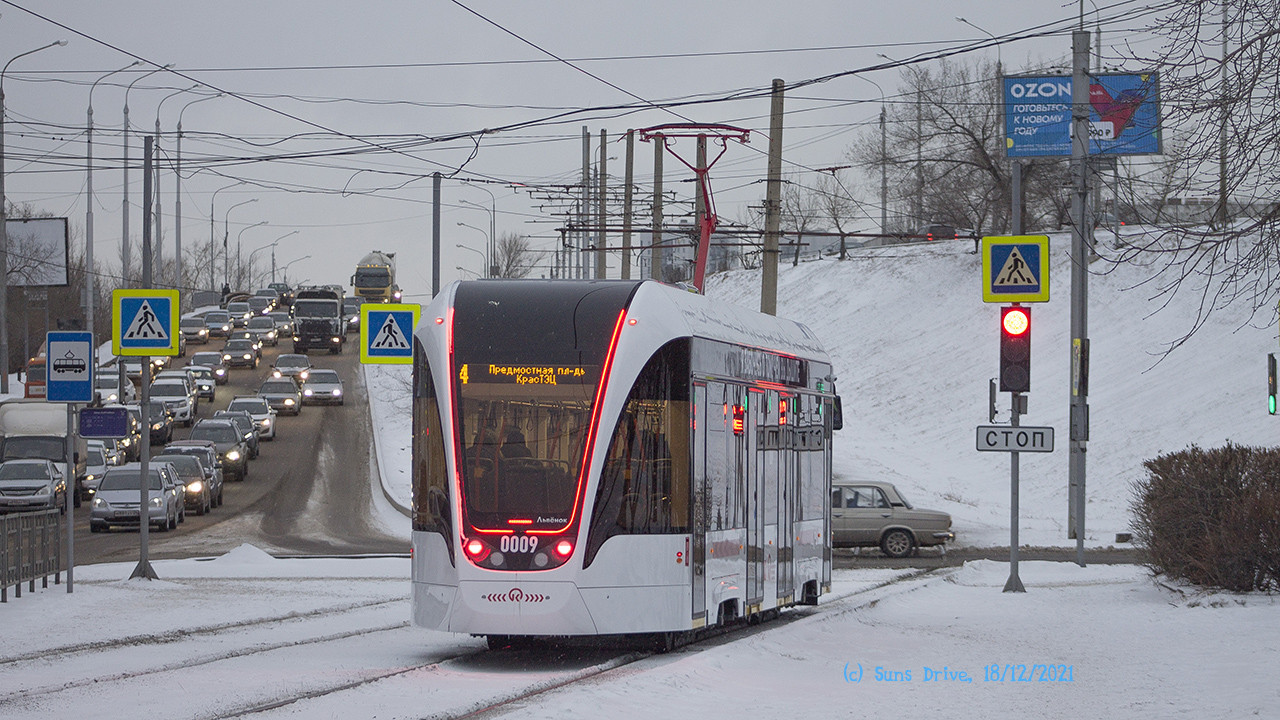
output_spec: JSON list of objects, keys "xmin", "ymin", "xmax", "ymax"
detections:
[{"xmin": 530, "ymin": 308, "xmax": 627, "ymax": 536}]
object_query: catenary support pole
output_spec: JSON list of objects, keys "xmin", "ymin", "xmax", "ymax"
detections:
[
  {"xmin": 1068, "ymin": 30, "xmax": 1091, "ymax": 568},
  {"xmin": 761, "ymin": 78, "xmax": 784, "ymax": 316}
]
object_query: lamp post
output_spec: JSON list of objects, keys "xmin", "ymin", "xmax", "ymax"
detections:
[
  {"xmin": 460, "ymin": 189, "xmax": 497, "ymax": 277},
  {"xmin": 122, "ymin": 64, "xmax": 170, "ymax": 284},
  {"xmin": 855, "ymin": 75, "xmax": 889, "ymax": 240},
  {"xmin": 222, "ymin": 198, "xmax": 257, "ymax": 291},
  {"xmin": 172, "ymin": 92, "xmax": 221, "ymax": 299},
  {"xmin": 1, "ymin": 39, "xmax": 67, "ymax": 394},
  {"xmin": 280, "ymin": 254, "xmax": 310, "ymax": 285},
  {"xmin": 455, "ymin": 237, "xmax": 487, "ymax": 279},
  {"xmin": 85, "ymin": 60, "xmax": 139, "ymax": 365},
  {"xmin": 456, "ymin": 223, "xmax": 489, "ymax": 277},
  {"xmin": 210, "ymin": 181, "xmax": 243, "ymax": 291},
  {"xmin": 152, "ymin": 85, "xmax": 197, "ymax": 275},
  {"xmin": 235, "ymin": 221, "xmax": 268, "ymax": 290},
  {"xmin": 267, "ymin": 230, "xmax": 298, "ymax": 284}
]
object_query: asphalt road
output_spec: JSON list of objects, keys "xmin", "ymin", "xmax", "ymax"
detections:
[{"xmin": 71, "ymin": 332, "xmax": 408, "ymax": 567}]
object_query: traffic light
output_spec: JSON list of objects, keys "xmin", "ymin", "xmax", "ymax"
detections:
[
  {"xmin": 1269, "ymin": 353, "xmax": 1276, "ymax": 415},
  {"xmin": 999, "ymin": 306, "xmax": 1031, "ymax": 393}
]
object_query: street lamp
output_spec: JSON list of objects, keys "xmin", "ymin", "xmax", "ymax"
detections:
[
  {"xmin": 456, "ymin": 223, "xmax": 489, "ymax": 277},
  {"xmin": 460, "ymin": 192, "xmax": 497, "ymax": 277},
  {"xmin": 152, "ymin": 85, "xmax": 198, "ymax": 273},
  {"xmin": 85, "ymin": 60, "xmax": 139, "ymax": 361},
  {"xmin": 956, "ymin": 17, "xmax": 1002, "ymax": 75},
  {"xmin": 280, "ymin": 254, "xmax": 310, "ymax": 285},
  {"xmin": 122, "ymin": 64, "xmax": 172, "ymax": 283},
  {"xmin": 854, "ymin": 74, "xmax": 889, "ymax": 240},
  {"xmin": 210, "ymin": 181, "xmax": 243, "ymax": 291},
  {"xmin": 268, "ymin": 230, "xmax": 298, "ymax": 283},
  {"xmin": 455, "ymin": 239, "xmax": 487, "ymax": 279},
  {"xmin": 171, "ymin": 92, "xmax": 221, "ymax": 297},
  {"xmin": 236, "ymin": 221, "xmax": 268, "ymax": 289},
  {"xmin": 1, "ymin": 39, "xmax": 68, "ymax": 394},
  {"xmin": 222, "ymin": 198, "xmax": 257, "ymax": 291}
]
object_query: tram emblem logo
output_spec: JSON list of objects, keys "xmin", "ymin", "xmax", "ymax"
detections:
[{"xmin": 482, "ymin": 587, "xmax": 548, "ymax": 603}]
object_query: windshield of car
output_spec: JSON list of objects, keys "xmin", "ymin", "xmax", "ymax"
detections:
[
  {"xmin": 225, "ymin": 340, "xmax": 254, "ymax": 351},
  {"xmin": 307, "ymin": 370, "xmax": 340, "ymax": 383},
  {"xmin": 227, "ymin": 302, "xmax": 250, "ymax": 315},
  {"xmin": 343, "ymin": 299, "xmax": 363, "ymax": 313},
  {"xmin": 180, "ymin": 318, "xmax": 205, "ymax": 329},
  {"xmin": 150, "ymin": 383, "xmax": 188, "ymax": 398},
  {"xmin": 268, "ymin": 312, "xmax": 290, "ymax": 323},
  {"xmin": 153, "ymin": 455, "xmax": 203, "ymax": 478},
  {"xmin": 191, "ymin": 423, "xmax": 240, "ymax": 444},
  {"xmin": 189, "ymin": 368, "xmax": 213, "ymax": 380},
  {"xmin": 99, "ymin": 470, "xmax": 163, "ymax": 491},
  {"xmin": 260, "ymin": 381, "xmax": 297, "ymax": 394},
  {"xmin": 191, "ymin": 352, "xmax": 223, "ymax": 365},
  {"xmin": 87, "ymin": 448, "xmax": 107, "ymax": 466},
  {"xmin": 228, "ymin": 399, "xmax": 270, "ymax": 414},
  {"xmin": 275, "ymin": 356, "xmax": 309, "ymax": 370},
  {"xmin": 0, "ymin": 462, "xmax": 51, "ymax": 481},
  {"xmin": 95, "ymin": 376, "xmax": 119, "ymax": 389},
  {"xmin": 205, "ymin": 312, "xmax": 231, "ymax": 325},
  {"xmin": 247, "ymin": 316, "xmax": 274, "ymax": 329},
  {"xmin": 144, "ymin": 401, "xmax": 170, "ymax": 417},
  {"xmin": 1, "ymin": 437, "xmax": 65, "ymax": 462}
]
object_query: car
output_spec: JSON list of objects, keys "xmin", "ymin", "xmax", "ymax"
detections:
[
  {"xmin": 82, "ymin": 444, "xmax": 110, "ymax": 499},
  {"xmin": 94, "ymin": 372, "xmax": 138, "ymax": 405},
  {"xmin": 268, "ymin": 282, "xmax": 293, "ymax": 306},
  {"xmin": 270, "ymin": 353, "xmax": 311, "ymax": 381},
  {"xmin": 180, "ymin": 316, "xmax": 210, "ymax": 345},
  {"xmin": 188, "ymin": 351, "xmax": 229, "ymax": 385},
  {"xmin": 247, "ymin": 295, "xmax": 274, "ymax": 316},
  {"xmin": 830, "ymin": 480, "xmax": 954, "ymax": 558},
  {"xmin": 156, "ymin": 368, "xmax": 201, "ymax": 402},
  {"xmin": 119, "ymin": 356, "xmax": 156, "ymax": 384},
  {"xmin": 188, "ymin": 419, "xmax": 249, "ymax": 481},
  {"xmin": 257, "ymin": 377, "xmax": 303, "ymax": 416},
  {"xmin": 186, "ymin": 365, "xmax": 218, "ymax": 401},
  {"xmin": 267, "ymin": 311, "xmax": 294, "ymax": 338},
  {"xmin": 0, "ymin": 459, "xmax": 67, "ymax": 514},
  {"xmin": 301, "ymin": 368, "xmax": 345, "ymax": 405},
  {"xmin": 129, "ymin": 400, "xmax": 175, "ymax": 444},
  {"xmin": 343, "ymin": 296, "xmax": 363, "ymax": 334},
  {"xmin": 204, "ymin": 311, "xmax": 234, "ymax": 339},
  {"xmin": 89, "ymin": 462, "xmax": 181, "ymax": 533},
  {"xmin": 213, "ymin": 410, "xmax": 261, "ymax": 459},
  {"xmin": 221, "ymin": 339, "xmax": 260, "ymax": 369},
  {"xmin": 226, "ymin": 396, "xmax": 277, "ymax": 440},
  {"xmin": 161, "ymin": 440, "xmax": 224, "ymax": 506},
  {"xmin": 246, "ymin": 315, "xmax": 279, "ymax": 347},
  {"xmin": 227, "ymin": 330, "xmax": 263, "ymax": 356},
  {"xmin": 150, "ymin": 378, "xmax": 198, "ymax": 427},
  {"xmin": 87, "ymin": 437, "xmax": 123, "ymax": 466},
  {"xmin": 154, "ymin": 453, "xmax": 213, "ymax": 515},
  {"xmin": 226, "ymin": 301, "xmax": 253, "ymax": 328},
  {"xmin": 105, "ymin": 405, "xmax": 143, "ymax": 462}
]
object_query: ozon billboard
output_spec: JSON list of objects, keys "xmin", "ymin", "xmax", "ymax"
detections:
[{"xmin": 1003, "ymin": 73, "xmax": 1161, "ymax": 157}]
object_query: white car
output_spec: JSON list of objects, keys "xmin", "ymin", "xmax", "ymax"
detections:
[
  {"xmin": 150, "ymin": 379, "xmax": 197, "ymax": 427},
  {"xmin": 226, "ymin": 396, "xmax": 277, "ymax": 441},
  {"xmin": 94, "ymin": 373, "xmax": 138, "ymax": 405}
]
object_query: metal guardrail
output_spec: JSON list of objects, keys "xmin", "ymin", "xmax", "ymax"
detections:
[{"xmin": 1, "ymin": 509, "xmax": 63, "ymax": 602}]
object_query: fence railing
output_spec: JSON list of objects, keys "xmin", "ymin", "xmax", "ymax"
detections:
[{"xmin": 1, "ymin": 509, "xmax": 63, "ymax": 602}]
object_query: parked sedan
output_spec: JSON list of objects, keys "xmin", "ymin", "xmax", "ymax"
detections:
[
  {"xmin": 89, "ymin": 463, "xmax": 181, "ymax": 532},
  {"xmin": 257, "ymin": 377, "xmax": 303, "ymax": 416},
  {"xmin": 226, "ymin": 396, "xmax": 277, "ymax": 440},
  {"xmin": 0, "ymin": 459, "xmax": 66, "ymax": 514},
  {"xmin": 301, "ymin": 369, "xmax": 345, "ymax": 405},
  {"xmin": 830, "ymin": 480, "xmax": 954, "ymax": 558},
  {"xmin": 188, "ymin": 351, "xmax": 229, "ymax": 385}
]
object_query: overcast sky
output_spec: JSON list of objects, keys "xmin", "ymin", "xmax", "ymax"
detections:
[{"xmin": 0, "ymin": 1, "xmax": 1165, "ymax": 297}]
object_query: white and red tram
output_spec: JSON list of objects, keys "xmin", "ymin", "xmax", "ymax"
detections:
[{"xmin": 410, "ymin": 279, "xmax": 840, "ymax": 645}]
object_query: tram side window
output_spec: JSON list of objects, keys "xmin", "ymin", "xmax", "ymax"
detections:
[
  {"xmin": 584, "ymin": 340, "xmax": 691, "ymax": 567},
  {"xmin": 412, "ymin": 340, "xmax": 452, "ymax": 547},
  {"xmin": 798, "ymin": 394, "xmax": 826, "ymax": 522}
]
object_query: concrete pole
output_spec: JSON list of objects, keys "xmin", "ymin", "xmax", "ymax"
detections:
[
  {"xmin": 622, "ymin": 130, "xmax": 634, "ymax": 280},
  {"xmin": 432, "ymin": 172, "xmax": 441, "ymax": 297},
  {"xmin": 581, "ymin": 127, "xmax": 590, "ymax": 279},
  {"xmin": 651, "ymin": 136, "xmax": 663, "ymax": 281},
  {"xmin": 761, "ymin": 78, "xmax": 784, "ymax": 316},
  {"xmin": 879, "ymin": 106, "xmax": 888, "ymax": 238},
  {"xmin": 597, "ymin": 129, "xmax": 607, "ymax": 279},
  {"xmin": 1068, "ymin": 30, "xmax": 1091, "ymax": 567}
]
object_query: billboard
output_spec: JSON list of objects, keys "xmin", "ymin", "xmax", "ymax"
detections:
[
  {"xmin": 1004, "ymin": 73, "xmax": 1161, "ymax": 157},
  {"xmin": 5, "ymin": 217, "xmax": 70, "ymax": 287}
]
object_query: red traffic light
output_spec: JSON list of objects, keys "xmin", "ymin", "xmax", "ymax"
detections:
[{"xmin": 1002, "ymin": 308, "xmax": 1030, "ymax": 336}]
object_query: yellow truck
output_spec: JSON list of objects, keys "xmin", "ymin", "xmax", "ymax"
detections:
[{"xmin": 351, "ymin": 251, "xmax": 402, "ymax": 303}]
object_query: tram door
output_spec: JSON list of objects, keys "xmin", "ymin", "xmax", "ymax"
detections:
[
  {"xmin": 746, "ymin": 388, "xmax": 764, "ymax": 607},
  {"xmin": 777, "ymin": 392, "xmax": 795, "ymax": 602},
  {"xmin": 691, "ymin": 383, "xmax": 708, "ymax": 623}
]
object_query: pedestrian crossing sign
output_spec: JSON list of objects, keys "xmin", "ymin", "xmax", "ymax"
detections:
[
  {"xmin": 112, "ymin": 289, "xmax": 180, "ymax": 356},
  {"xmin": 360, "ymin": 303, "xmax": 419, "ymax": 364},
  {"xmin": 982, "ymin": 235, "xmax": 1050, "ymax": 303}
]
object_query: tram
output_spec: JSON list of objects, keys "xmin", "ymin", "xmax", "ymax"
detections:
[{"xmin": 410, "ymin": 279, "xmax": 841, "ymax": 646}]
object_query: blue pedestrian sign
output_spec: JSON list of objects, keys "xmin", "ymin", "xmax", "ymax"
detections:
[
  {"xmin": 360, "ymin": 303, "xmax": 420, "ymax": 365},
  {"xmin": 982, "ymin": 236, "xmax": 1050, "ymax": 303},
  {"xmin": 112, "ymin": 289, "xmax": 180, "ymax": 356},
  {"xmin": 46, "ymin": 331, "xmax": 94, "ymax": 403}
]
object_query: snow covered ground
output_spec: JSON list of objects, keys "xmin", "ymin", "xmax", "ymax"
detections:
[{"xmin": 4, "ymin": 227, "xmax": 1278, "ymax": 717}]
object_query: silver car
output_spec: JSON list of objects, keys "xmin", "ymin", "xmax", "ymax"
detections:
[
  {"xmin": 90, "ymin": 463, "xmax": 181, "ymax": 533},
  {"xmin": 300, "ymin": 369, "xmax": 344, "ymax": 405},
  {"xmin": 0, "ymin": 459, "xmax": 67, "ymax": 514},
  {"xmin": 257, "ymin": 378, "xmax": 303, "ymax": 416},
  {"xmin": 270, "ymin": 353, "xmax": 311, "ymax": 381},
  {"xmin": 226, "ymin": 396, "xmax": 277, "ymax": 440},
  {"xmin": 831, "ymin": 480, "xmax": 954, "ymax": 558}
]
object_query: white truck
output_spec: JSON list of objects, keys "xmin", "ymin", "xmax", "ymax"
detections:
[{"xmin": 0, "ymin": 399, "xmax": 88, "ymax": 503}]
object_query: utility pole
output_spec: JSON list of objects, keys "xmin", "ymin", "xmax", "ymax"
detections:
[
  {"xmin": 432, "ymin": 172, "xmax": 441, "ymax": 297},
  {"xmin": 622, "ymin": 130, "xmax": 634, "ymax": 280},
  {"xmin": 879, "ymin": 106, "xmax": 888, "ymax": 239},
  {"xmin": 761, "ymin": 78, "xmax": 784, "ymax": 316},
  {"xmin": 580, "ymin": 127, "xmax": 590, "ymax": 279},
  {"xmin": 597, "ymin": 129, "xmax": 607, "ymax": 279},
  {"xmin": 1068, "ymin": 29, "xmax": 1092, "ymax": 568},
  {"xmin": 651, "ymin": 135, "xmax": 664, "ymax": 281},
  {"xmin": 130, "ymin": 135, "xmax": 158, "ymax": 581},
  {"xmin": 694, "ymin": 136, "xmax": 706, "ymax": 282}
]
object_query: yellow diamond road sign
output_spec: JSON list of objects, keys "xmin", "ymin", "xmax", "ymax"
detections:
[
  {"xmin": 982, "ymin": 235, "xmax": 1050, "ymax": 303},
  {"xmin": 112, "ymin": 289, "xmax": 180, "ymax": 356}
]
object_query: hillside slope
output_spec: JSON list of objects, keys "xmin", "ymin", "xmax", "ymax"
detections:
[{"xmin": 706, "ymin": 232, "xmax": 1275, "ymax": 547}]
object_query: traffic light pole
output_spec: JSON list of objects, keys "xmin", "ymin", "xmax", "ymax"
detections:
[{"xmin": 1004, "ymin": 391, "xmax": 1027, "ymax": 593}]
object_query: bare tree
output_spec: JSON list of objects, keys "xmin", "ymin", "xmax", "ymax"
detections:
[{"xmin": 493, "ymin": 231, "xmax": 540, "ymax": 279}]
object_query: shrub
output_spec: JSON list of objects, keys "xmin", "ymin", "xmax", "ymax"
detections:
[{"xmin": 1131, "ymin": 443, "xmax": 1280, "ymax": 592}]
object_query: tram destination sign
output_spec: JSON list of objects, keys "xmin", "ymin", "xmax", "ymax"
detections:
[
  {"xmin": 975, "ymin": 425, "xmax": 1055, "ymax": 453},
  {"xmin": 460, "ymin": 362, "xmax": 596, "ymax": 386}
]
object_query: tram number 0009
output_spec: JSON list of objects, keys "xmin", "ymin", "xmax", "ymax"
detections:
[{"xmin": 500, "ymin": 535, "xmax": 539, "ymax": 553}]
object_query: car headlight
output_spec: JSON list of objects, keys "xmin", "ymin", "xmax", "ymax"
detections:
[
  {"xmin": 222, "ymin": 354, "xmax": 232, "ymax": 361},
  {"xmin": 187, "ymin": 480, "xmax": 203, "ymax": 493},
  {"xmin": 299, "ymin": 370, "xmax": 309, "ymax": 380},
  {"xmin": 303, "ymin": 389, "xmax": 313, "ymax": 397},
  {"xmin": 107, "ymin": 393, "xmax": 118, "ymax": 402},
  {"xmin": 152, "ymin": 422, "xmax": 165, "ymax": 430},
  {"xmin": 283, "ymin": 398, "xmax": 295, "ymax": 406},
  {"xmin": 150, "ymin": 496, "xmax": 163, "ymax": 507},
  {"xmin": 215, "ymin": 368, "xmax": 226, "ymax": 377},
  {"xmin": 261, "ymin": 418, "xmax": 272, "ymax": 427},
  {"xmin": 220, "ymin": 324, "xmax": 230, "ymax": 332},
  {"xmin": 272, "ymin": 370, "xmax": 282, "ymax": 378},
  {"xmin": 92, "ymin": 497, "xmax": 108, "ymax": 508},
  {"xmin": 332, "ymin": 388, "xmax": 342, "ymax": 396},
  {"xmin": 243, "ymin": 354, "xmax": 252, "ymax": 360},
  {"xmin": 226, "ymin": 450, "xmax": 241, "ymax": 462}
]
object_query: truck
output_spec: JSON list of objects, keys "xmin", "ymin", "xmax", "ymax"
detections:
[
  {"xmin": 351, "ymin": 251, "xmax": 402, "ymax": 303},
  {"xmin": 0, "ymin": 399, "xmax": 88, "ymax": 503},
  {"xmin": 291, "ymin": 286, "xmax": 346, "ymax": 354}
]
